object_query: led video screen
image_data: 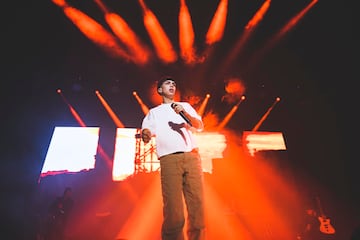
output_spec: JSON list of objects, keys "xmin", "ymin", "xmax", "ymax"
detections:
[{"xmin": 40, "ymin": 126, "xmax": 100, "ymax": 178}]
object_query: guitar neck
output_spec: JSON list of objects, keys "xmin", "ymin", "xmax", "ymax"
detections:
[{"xmin": 316, "ymin": 197, "xmax": 326, "ymax": 217}]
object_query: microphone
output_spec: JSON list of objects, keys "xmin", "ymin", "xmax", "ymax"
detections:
[{"xmin": 171, "ymin": 103, "xmax": 192, "ymax": 126}]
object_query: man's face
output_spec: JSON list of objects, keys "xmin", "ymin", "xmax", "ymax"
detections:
[{"xmin": 158, "ymin": 79, "xmax": 176, "ymax": 95}]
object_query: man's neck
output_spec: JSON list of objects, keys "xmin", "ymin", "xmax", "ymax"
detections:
[{"xmin": 162, "ymin": 96, "xmax": 174, "ymax": 104}]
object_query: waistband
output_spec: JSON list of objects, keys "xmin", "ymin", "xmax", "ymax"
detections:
[{"xmin": 171, "ymin": 148, "xmax": 198, "ymax": 155}]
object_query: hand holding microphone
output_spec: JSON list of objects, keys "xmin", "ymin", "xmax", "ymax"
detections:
[{"xmin": 171, "ymin": 103, "xmax": 192, "ymax": 126}]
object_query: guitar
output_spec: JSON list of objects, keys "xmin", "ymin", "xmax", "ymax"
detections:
[{"xmin": 315, "ymin": 197, "xmax": 335, "ymax": 234}]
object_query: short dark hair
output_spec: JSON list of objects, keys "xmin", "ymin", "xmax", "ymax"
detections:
[{"xmin": 157, "ymin": 76, "xmax": 175, "ymax": 89}]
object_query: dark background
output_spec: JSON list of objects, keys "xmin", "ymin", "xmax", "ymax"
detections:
[{"xmin": 1, "ymin": 0, "xmax": 357, "ymax": 239}]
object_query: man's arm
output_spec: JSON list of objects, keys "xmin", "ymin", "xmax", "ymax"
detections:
[
  {"xmin": 172, "ymin": 103, "xmax": 203, "ymax": 130},
  {"xmin": 182, "ymin": 111, "xmax": 203, "ymax": 129}
]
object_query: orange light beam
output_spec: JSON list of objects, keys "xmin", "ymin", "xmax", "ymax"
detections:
[
  {"xmin": 52, "ymin": 0, "xmax": 67, "ymax": 7},
  {"xmin": 94, "ymin": 0, "xmax": 151, "ymax": 65},
  {"xmin": 179, "ymin": 0, "xmax": 197, "ymax": 64},
  {"xmin": 95, "ymin": 90, "xmax": 125, "ymax": 128},
  {"xmin": 252, "ymin": 97, "xmax": 280, "ymax": 132},
  {"xmin": 246, "ymin": 0, "xmax": 318, "ymax": 71},
  {"xmin": 51, "ymin": 0, "xmax": 132, "ymax": 61},
  {"xmin": 56, "ymin": 89, "xmax": 113, "ymax": 170},
  {"xmin": 217, "ymin": 95, "xmax": 246, "ymax": 131},
  {"xmin": 57, "ymin": 89, "xmax": 87, "ymax": 127},
  {"xmin": 96, "ymin": 144, "xmax": 115, "ymax": 170},
  {"xmin": 115, "ymin": 175, "xmax": 162, "ymax": 239},
  {"xmin": 197, "ymin": 94, "xmax": 211, "ymax": 117},
  {"xmin": 138, "ymin": 0, "xmax": 177, "ymax": 63},
  {"xmin": 270, "ymin": 0, "xmax": 318, "ymax": 48},
  {"xmin": 133, "ymin": 91, "xmax": 150, "ymax": 115},
  {"xmin": 204, "ymin": 179, "xmax": 253, "ymax": 239},
  {"xmin": 198, "ymin": 0, "xmax": 228, "ymax": 62},
  {"xmin": 219, "ymin": 0, "xmax": 271, "ymax": 74},
  {"xmin": 245, "ymin": 0, "xmax": 271, "ymax": 31},
  {"xmin": 205, "ymin": 0, "xmax": 228, "ymax": 45}
]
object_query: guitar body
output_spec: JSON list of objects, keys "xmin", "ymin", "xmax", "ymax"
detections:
[
  {"xmin": 318, "ymin": 215, "xmax": 335, "ymax": 234},
  {"xmin": 315, "ymin": 196, "xmax": 336, "ymax": 235}
]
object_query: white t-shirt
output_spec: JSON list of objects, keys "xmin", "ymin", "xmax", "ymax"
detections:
[{"xmin": 141, "ymin": 102, "xmax": 203, "ymax": 158}]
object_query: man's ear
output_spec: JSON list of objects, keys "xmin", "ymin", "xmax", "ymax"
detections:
[{"xmin": 157, "ymin": 87, "xmax": 162, "ymax": 95}]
